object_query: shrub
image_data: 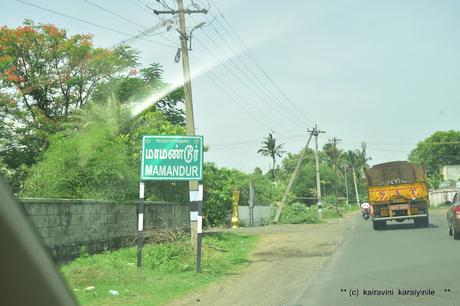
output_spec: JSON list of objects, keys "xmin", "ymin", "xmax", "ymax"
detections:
[{"xmin": 277, "ymin": 202, "xmax": 320, "ymax": 224}]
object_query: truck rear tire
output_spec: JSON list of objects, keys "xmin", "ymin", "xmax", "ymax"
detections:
[
  {"xmin": 453, "ymin": 230, "xmax": 460, "ymax": 240},
  {"xmin": 414, "ymin": 216, "xmax": 429, "ymax": 228},
  {"xmin": 373, "ymin": 220, "xmax": 378, "ymax": 230},
  {"xmin": 372, "ymin": 220, "xmax": 386, "ymax": 230},
  {"xmin": 421, "ymin": 216, "xmax": 429, "ymax": 227}
]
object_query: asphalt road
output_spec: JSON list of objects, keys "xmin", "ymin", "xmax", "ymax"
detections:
[{"xmin": 296, "ymin": 209, "xmax": 460, "ymax": 306}]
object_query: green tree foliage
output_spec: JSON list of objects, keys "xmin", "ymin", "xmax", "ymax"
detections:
[
  {"xmin": 22, "ymin": 98, "xmax": 185, "ymax": 201},
  {"xmin": 278, "ymin": 150, "xmax": 316, "ymax": 199},
  {"xmin": 203, "ymin": 163, "xmax": 241, "ymax": 227},
  {"xmin": 248, "ymin": 167, "xmax": 274, "ymax": 205},
  {"xmin": 203, "ymin": 164, "xmax": 273, "ymax": 226},
  {"xmin": 0, "ymin": 21, "xmax": 138, "ymax": 191},
  {"xmin": 257, "ymin": 133, "xmax": 285, "ymax": 181},
  {"xmin": 275, "ymin": 143, "xmax": 370, "ymax": 208},
  {"xmin": 408, "ymin": 130, "xmax": 460, "ymax": 188},
  {"xmin": 276, "ymin": 202, "xmax": 320, "ymax": 224},
  {"xmin": 342, "ymin": 148, "xmax": 369, "ymax": 203},
  {"xmin": 91, "ymin": 63, "xmax": 185, "ymax": 126}
]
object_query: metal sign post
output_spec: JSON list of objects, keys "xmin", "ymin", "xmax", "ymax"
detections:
[
  {"xmin": 137, "ymin": 182, "xmax": 145, "ymax": 268},
  {"xmin": 249, "ymin": 180, "xmax": 254, "ymax": 227},
  {"xmin": 190, "ymin": 184, "xmax": 203, "ymax": 272}
]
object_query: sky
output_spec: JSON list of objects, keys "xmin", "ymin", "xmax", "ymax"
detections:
[{"xmin": 2, "ymin": 0, "xmax": 460, "ymax": 173}]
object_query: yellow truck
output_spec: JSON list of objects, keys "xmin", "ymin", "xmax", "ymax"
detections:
[{"xmin": 365, "ymin": 161, "xmax": 429, "ymax": 230}]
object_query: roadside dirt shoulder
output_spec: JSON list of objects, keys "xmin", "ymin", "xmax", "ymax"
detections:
[{"xmin": 168, "ymin": 213, "xmax": 357, "ymax": 306}]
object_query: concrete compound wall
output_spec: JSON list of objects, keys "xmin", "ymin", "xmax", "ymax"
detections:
[
  {"xmin": 19, "ymin": 198, "xmax": 189, "ymax": 263},
  {"xmin": 441, "ymin": 165, "xmax": 460, "ymax": 181},
  {"xmin": 429, "ymin": 189, "xmax": 457, "ymax": 207},
  {"xmin": 238, "ymin": 205, "xmax": 272, "ymax": 226}
]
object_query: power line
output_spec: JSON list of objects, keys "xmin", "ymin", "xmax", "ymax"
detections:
[
  {"xmin": 344, "ymin": 141, "xmax": 460, "ymax": 146},
  {"xmin": 15, "ymin": 0, "xmax": 177, "ymax": 49},
  {"xmin": 83, "ymin": 0, "xmax": 146, "ymax": 29},
  {"xmin": 191, "ymin": 34, "xmax": 302, "ymax": 132},
  {"xmin": 128, "ymin": 0, "xmax": 152, "ymax": 14},
  {"xmin": 83, "ymin": 0, "xmax": 174, "ymax": 46},
  {"xmin": 126, "ymin": 0, "xmax": 183, "ymax": 48},
  {"xmin": 80, "ymin": 0, "xmax": 176, "ymax": 48},
  {"xmin": 190, "ymin": 55, "xmax": 285, "ymax": 133},
  {"xmin": 200, "ymin": 14, "xmax": 311, "ymax": 129},
  {"xmin": 141, "ymin": 1, "xmax": 308, "ymax": 134},
  {"xmin": 209, "ymin": 0, "xmax": 314, "ymax": 125},
  {"xmin": 203, "ymin": 12, "xmax": 311, "ymax": 128},
  {"xmin": 212, "ymin": 134, "xmax": 307, "ymax": 149},
  {"xmin": 135, "ymin": 0, "xmax": 152, "ymax": 10}
]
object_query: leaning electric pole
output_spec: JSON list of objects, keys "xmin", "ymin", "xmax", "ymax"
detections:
[
  {"xmin": 308, "ymin": 125, "xmax": 325, "ymax": 220},
  {"xmin": 153, "ymin": 1, "xmax": 207, "ymax": 250},
  {"xmin": 273, "ymin": 132, "xmax": 313, "ymax": 223}
]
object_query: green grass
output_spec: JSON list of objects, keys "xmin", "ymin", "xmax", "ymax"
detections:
[{"xmin": 61, "ymin": 233, "xmax": 258, "ymax": 306}]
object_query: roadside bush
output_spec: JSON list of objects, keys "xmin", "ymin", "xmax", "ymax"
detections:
[
  {"xmin": 22, "ymin": 126, "xmax": 137, "ymax": 200},
  {"xmin": 276, "ymin": 202, "xmax": 320, "ymax": 224},
  {"xmin": 203, "ymin": 163, "xmax": 275, "ymax": 227},
  {"xmin": 203, "ymin": 163, "xmax": 240, "ymax": 227}
]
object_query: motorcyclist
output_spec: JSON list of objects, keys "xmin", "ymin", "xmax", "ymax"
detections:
[{"xmin": 361, "ymin": 202, "xmax": 370, "ymax": 219}]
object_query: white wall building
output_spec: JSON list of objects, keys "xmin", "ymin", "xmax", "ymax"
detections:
[{"xmin": 440, "ymin": 165, "xmax": 460, "ymax": 181}]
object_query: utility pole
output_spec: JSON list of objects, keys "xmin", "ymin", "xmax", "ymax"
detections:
[
  {"xmin": 248, "ymin": 180, "xmax": 254, "ymax": 227},
  {"xmin": 329, "ymin": 137, "xmax": 342, "ymax": 215},
  {"xmin": 343, "ymin": 165, "xmax": 350, "ymax": 207},
  {"xmin": 308, "ymin": 125, "xmax": 325, "ymax": 220},
  {"xmin": 353, "ymin": 167, "xmax": 360, "ymax": 205},
  {"xmin": 274, "ymin": 132, "xmax": 313, "ymax": 223},
  {"xmin": 153, "ymin": 1, "xmax": 207, "ymax": 249}
]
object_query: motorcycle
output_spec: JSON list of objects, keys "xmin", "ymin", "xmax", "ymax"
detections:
[{"xmin": 362, "ymin": 208, "xmax": 370, "ymax": 220}]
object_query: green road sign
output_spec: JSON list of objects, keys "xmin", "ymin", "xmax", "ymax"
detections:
[{"xmin": 141, "ymin": 135, "xmax": 203, "ymax": 181}]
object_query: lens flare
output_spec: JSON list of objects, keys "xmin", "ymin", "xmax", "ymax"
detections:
[{"xmin": 128, "ymin": 25, "xmax": 288, "ymax": 118}]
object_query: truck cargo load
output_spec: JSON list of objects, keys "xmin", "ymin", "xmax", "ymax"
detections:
[{"xmin": 365, "ymin": 161, "xmax": 429, "ymax": 230}]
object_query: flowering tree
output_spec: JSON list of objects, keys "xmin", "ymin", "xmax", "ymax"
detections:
[{"xmin": 0, "ymin": 20, "xmax": 137, "ymax": 189}]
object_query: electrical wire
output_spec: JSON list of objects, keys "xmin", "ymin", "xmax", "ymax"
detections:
[
  {"xmin": 190, "ymin": 55, "xmax": 286, "ymax": 133},
  {"xmin": 203, "ymin": 13, "xmax": 311, "ymax": 127},
  {"xmin": 128, "ymin": 0, "xmax": 152, "ymax": 14},
  {"xmin": 191, "ymin": 34, "xmax": 303, "ymax": 132},
  {"xmin": 83, "ymin": 0, "xmax": 146, "ymax": 29},
  {"xmin": 188, "ymin": 14, "xmax": 305, "ymax": 128},
  {"xmin": 198, "ymin": 15, "xmax": 311, "ymax": 129},
  {"xmin": 15, "ymin": 0, "xmax": 177, "ymax": 49},
  {"xmin": 209, "ymin": 0, "xmax": 314, "ymax": 125},
  {"xmin": 212, "ymin": 134, "xmax": 307, "ymax": 148}
]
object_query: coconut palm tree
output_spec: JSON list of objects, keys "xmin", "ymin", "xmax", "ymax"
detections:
[
  {"xmin": 257, "ymin": 133, "xmax": 285, "ymax": 181},
  {"xmin": 343, "ymin": 142, "xmax": 371, "ymax": 204}
]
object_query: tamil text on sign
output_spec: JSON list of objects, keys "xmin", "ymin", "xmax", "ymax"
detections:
[{"xmin": 141, "ymin": 135, "xmax": 203, "ymax": 180}]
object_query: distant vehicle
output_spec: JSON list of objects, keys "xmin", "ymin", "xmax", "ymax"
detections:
[
  {"xmin": 361, "ymin": 202, "xmax": 370, "ymax": 220},
  {"xmin": 447, "ymin": 192, "xmax": 460, "ymax": 239},
  {"xmin": 362, "ymin": 209, "xmax": 370, "ymax": 220},
  {"xmin": 365, "ymin": 161, "xmax": 429, "ymax": 230}
]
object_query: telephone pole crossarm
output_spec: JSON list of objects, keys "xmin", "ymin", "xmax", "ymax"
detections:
[{"xmin": 153, "ymin": 9, "xmax": 208, "ymax": 15}]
